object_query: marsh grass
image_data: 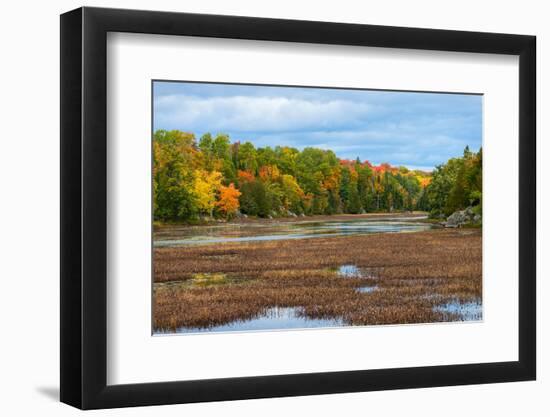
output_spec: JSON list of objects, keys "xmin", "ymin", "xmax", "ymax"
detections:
[{"xmin": 153, "ymin": 229, "xmax": 482, "ymax": 331}]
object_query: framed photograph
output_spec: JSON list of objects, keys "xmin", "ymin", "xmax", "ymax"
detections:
[{"xmin": 60, "ymin": 6, "xmax": 536, "ymax": 409}]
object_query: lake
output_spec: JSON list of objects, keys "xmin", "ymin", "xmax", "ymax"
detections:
[{"xmin": 154, "ymin": 215, "xmax": 434, "ymax": 247}]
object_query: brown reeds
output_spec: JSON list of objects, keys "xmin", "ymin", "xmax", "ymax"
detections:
[{"xmin": 153, "ymin": 228, "xmax": 482, "ymax": 331}]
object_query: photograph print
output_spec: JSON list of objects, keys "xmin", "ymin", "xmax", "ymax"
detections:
[{"xmin": 152, "ymin": 81, "xmax": 483, "ymax": 335}]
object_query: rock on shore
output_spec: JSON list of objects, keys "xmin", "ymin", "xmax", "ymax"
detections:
[{"xmin": 445, "ymin": 207, "xmax": 481, "ymax": 228}]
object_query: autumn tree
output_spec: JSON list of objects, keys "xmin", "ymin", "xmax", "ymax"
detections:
[
  {"xmin": 216, "ymin": 183, "xmax": 241, "ymax": 218},
  {"xmin": 280, "ymin": 174, "xmax": 305, "ymax": 214},
  {"xmin": 193, "ymin": 170, "xmax": 222, "ymax": 217}
]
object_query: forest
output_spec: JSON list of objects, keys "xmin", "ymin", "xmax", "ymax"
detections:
[{"xmin": 153, "ymin": 129, "xmax": 482, "ymax": 222}]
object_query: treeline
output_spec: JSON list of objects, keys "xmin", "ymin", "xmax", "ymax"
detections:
[
  {"xmin": 423, "ymin": 146, "xmax": 482, "ymax": 217},
  {"xmin": 153, "ymin": 129, "xmax": 481, "ymax": 222}
]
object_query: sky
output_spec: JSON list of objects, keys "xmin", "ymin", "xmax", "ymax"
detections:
[{"xmin": 153, "ymin": 81, "xmax": 482, "ymax": 171}]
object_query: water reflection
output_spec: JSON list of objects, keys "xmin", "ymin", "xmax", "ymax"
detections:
[
  {"xmin": 155, "ymin": 218, "xmax": 434, "ymax": 247},
  {"xmin": 433, "ymin": 299, "xmax": 482, "ymax": 321},
  {"xmin": 337, "ymin": 264, "xmax": 362, "ymax": 277},
  {"xmin": 156, "ymin": 306, "xmax": 344, "ymax": 334},
  {"xmin": 335, "ymin": 264, "xmax": 378, "ymax": 293},
  {"xmin": 356, "ymin": 285, "xmax": 378, "ymax": 293}
]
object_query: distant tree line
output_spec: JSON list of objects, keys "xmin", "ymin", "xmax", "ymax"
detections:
[{"xmin": 153, "ymin": 129, "xmax": 481, "ymax": 222}]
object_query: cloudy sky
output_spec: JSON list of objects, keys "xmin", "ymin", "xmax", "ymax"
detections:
[{"xmin": 153, "ymin": 81, "xmax": 482, "ymax": 171}]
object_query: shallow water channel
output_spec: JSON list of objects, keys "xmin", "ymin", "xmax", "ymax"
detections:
[
  {"xmin": 156, "ymin": 306, "xmax": 344, "ymax": 334},
  {"xmin": 156, "ymin": 294, "xmax": 481, "ymax": 334},
  {"xmin": 154, "ymin": 216, "xmax": 434, "ymax": 247}
]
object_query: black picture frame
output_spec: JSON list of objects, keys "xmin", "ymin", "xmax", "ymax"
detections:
[{"xmin": 60, "ymin": 6, "xmax": 536, "ymax": 410}]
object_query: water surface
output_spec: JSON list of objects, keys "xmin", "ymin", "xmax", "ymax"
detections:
[
  {"xmin": 155, "ymin": 216, "xmax": 433, "ymax": 247},
  {"xmin": 434, "ymin": 299, "xmax": 482, "ymax": 321},
  {"xmin": 155, "ymin": 306, "xmax": 344, "ymax": 334},
  {"xmin": 356, "ymin": 285, "xmax": 378, "ymax": 293}
]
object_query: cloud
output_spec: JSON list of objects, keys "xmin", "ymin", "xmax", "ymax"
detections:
[
  {"xmin": 154, "ymin": 94, "xmax": 375, "ymax": 133},
  {"xmin": 153, "ymin": 82, "xmax": 482, "ymax": 169}
]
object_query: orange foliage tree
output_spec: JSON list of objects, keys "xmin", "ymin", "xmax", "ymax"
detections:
[
  {"xmin": 216, "ymin": 183, "xmax": 242, "ymax": 218},
  {"xmin": 237, "ymin": 170, "xmax": 255, "ymax": 183}
]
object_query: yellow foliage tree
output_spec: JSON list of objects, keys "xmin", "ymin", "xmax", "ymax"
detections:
[
  {"xmin": 419, "ymin": 176, "xmax": 432, "ymax": 188},
  {"xmin": 281, "ymin": 174, "xmax": 304, "ymax": 211},
  {"xmin": 193, "ymin": 170, "xmax": 222, "ymax": 216},
  {"xmin": 258, "ymin": 165, "xmax": 280, "ymax": 182}
]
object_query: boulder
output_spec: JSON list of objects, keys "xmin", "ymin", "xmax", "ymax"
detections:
[{"xmin": 445, "ymin": 207, "xmax": 481, "ymax": 228}]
